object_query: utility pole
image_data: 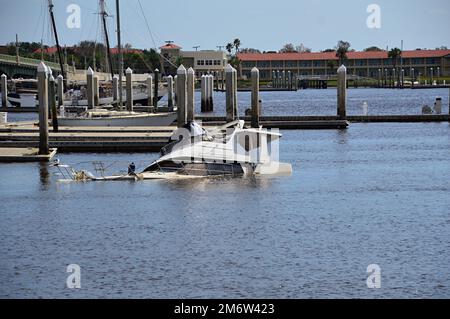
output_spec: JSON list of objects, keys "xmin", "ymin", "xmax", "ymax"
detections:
[
  {"xmin": 116, "ymin": 0, "xmax": 124, "ymax": 109},
  {"xmin": 193, "ymin": 46, "xmax": 200, "ymax": 51}
]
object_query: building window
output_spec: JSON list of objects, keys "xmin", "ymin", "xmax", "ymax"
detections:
[
  {"xmin": 299, "ymin": 61, "xmax": 311, "ymax": 67},
  {"xmin": 242, "ymin": 61, "xmax": 256, "ymax": 68},
  {"xmin": 368, "ymin": 59, "xmax": 381, "ymax": 66},
  {"xmin": 257, "ymin": 61, "xmax": 270, "ymax": 68},
  {"xmin": 272, "ymin": 61, "xmax": 283, "ymax": 68},
  {"xmin": 286, "ymin": 61, "xmax": 298, "ymax": 68}
]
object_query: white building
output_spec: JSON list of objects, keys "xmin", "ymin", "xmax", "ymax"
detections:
[{"xmin": 160, "ymin": 44, "xmax": 228, "ymax": 77}]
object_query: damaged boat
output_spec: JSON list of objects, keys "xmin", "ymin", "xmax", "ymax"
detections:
[{"xmin": 55, "ymin": 120, "xmax": 292, "ymax": 181}]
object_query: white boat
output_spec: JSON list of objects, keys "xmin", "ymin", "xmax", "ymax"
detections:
[
  {"xmin": 55, "ymin": 121, "xmax": 292, "ymax": 181},
  {"xmin": 7, "ymin": 82, "xmax": 167, "ymax": 108},
  {"xmin": 139, "ymin": 120, "xmax": 293, "ymax": 178},
  {"xmin": 58, "ymin": 109, "xmax": 177, "ymax": 127}
]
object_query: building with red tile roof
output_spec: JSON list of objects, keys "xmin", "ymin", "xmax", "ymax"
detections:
[{"xmin": 237, "ymin": 49, "xmax": 450, "ymax": 80}]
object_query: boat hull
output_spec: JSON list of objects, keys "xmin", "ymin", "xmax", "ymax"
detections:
[{"xmin": 58, "ymin": 112, "xmax": 177, "ymax": 127}]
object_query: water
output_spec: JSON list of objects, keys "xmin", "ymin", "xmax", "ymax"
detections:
[
  {"xmin": 1, "ymin": 122, "xmax": 449, "ymax": 299},
  {"xmin": 3, "ymin": 88, "xmax": 449, "ymax": 123}
]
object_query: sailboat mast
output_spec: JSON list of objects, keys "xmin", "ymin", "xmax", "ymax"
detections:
[
  {"xmin": 48, "ymin": 0, "xmax": 66, "ymax": 83},
  {"xmin": 100, "ymin": 0, "xmax": 114, "ymax": 80},
  {"xmin": 115, "ymin": 0, "xmax": 124, "ymax": 108}
]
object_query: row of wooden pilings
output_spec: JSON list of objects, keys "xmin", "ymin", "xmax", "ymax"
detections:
[
  {"xmin": 272, "ymin": 70, "xmax": 297, "ymax": 90},
  {"xmin": 175, "ymin": 64, "xmax": 261, "ymax": 128}
]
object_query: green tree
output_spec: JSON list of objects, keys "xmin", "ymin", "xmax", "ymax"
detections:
[
  {"xmin": 335, "ymin": 40, "xmax": 351, "ymax": 65},
  {"xmin": 279, "ymin": 43, "xmax": 296, "ymax": 53},
  {"xmin": 226, "ymin": 43, "xmax": 234, "ymax": 54},
  {"xmin": 233, "ymin": 39, "xmax": 241, "ymax": 53},
  {"xmin": 388, "ymin": 47, "xmax": 402, "ymax": 86}
]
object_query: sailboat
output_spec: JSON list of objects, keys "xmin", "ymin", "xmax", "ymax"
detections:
[{"xmin": 49, "ymin": 0, "xmax": 176, "ymax": 126}]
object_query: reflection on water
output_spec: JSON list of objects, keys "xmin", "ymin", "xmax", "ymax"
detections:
[
  {"xmin": 0, "ymin": 123, "xmax": 449, "ymax": 299},
  {"xmin": 39, "ymin": 162, "xmax": 50, "ymax": 190},
  {"xmin": 4, "ymin": 88, "xmax": 450, "ymax": 124}
]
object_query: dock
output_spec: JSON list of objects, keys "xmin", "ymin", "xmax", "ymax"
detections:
[
  {"xmin": 0, "ymin": 122, "xmax": 174, "ymax": 152},
  {"xmin": 0, "ymin": 147, "xmax": 57, "ymax": 162}
]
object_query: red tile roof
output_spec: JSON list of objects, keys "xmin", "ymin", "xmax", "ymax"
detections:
[
  {"xmin": 238, "ymin": 50, "xmax": 450, "ymax": 61},
  {"xmin": 160, "ymin": 43, "xmax": 182, "ymax": 50},
  {"xmin": 33, "ymin": 47, "xmax": 59, "ymax": 55}
]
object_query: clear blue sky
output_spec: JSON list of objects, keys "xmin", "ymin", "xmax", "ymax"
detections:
[{"xmin": 0, "ymin": 0, "xmax": 449, "ymax": 52}]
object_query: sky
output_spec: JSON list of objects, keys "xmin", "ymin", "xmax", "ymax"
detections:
[{"xmin": 0, "ymin": 0, "xmax": 449, "ymax": 52}]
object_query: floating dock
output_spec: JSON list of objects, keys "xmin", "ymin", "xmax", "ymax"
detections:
[
  {"xmin": 0, "ymin": 147, "xmax": 57, "ymax": 162},
  {"xmin": 0, "ymin": 114, "xmax": 448, "ymax": 153}
]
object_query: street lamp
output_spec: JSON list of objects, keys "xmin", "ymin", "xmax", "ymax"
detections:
[
  {"xmin": 430, "ymin": 68, "xmax": 434, "ymax": 84},
  {"xmin": 411, "ymin": 68, "xmax": 415, "ymax": 87},
  {"xmin": 378, "ymin": 68, "xmax": 381, "ymax": 87},
  {"xmin": 392, "ymin": 68, "xmax": 396, "ymax": 87},
  {"xmin": 384, "ymin": 68, "xmax": 388, "ymax": 86},
  {"xmin": 401, "ymin": 69, "xmax": 404, "ymax": 87}
]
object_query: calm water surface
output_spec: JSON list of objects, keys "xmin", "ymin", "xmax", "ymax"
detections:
[
  {"xmin": 4, "ymin": 88, "xmax": 449, "ymax": 123},
  {"xmin": 0, "ymin": 122, "xmax": 449, "ymax": 298}
]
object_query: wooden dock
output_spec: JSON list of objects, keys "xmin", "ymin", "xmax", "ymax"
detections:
[
  {"xmin": 0, "ymin": 114, "xmax": 448, "ymax": 153},
  {"xmin": 0, "ymin": 147, "xmax": 57, "ymax": 162},
  {"xmin": 0, "ymin": 122, "xmax": 174, "ymax": 152}
]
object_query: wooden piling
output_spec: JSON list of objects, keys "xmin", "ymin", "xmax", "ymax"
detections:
[
  {"xmin": 112, "ymin": 75, "xmax": 119, "ymax": 108},
  {"xmin": 86, "ymin": 67, "xmax": 95, "ymax": 109},
  {"xmin": 233, "ymin": 68, "xmax": 238, "ymax": 118},
  {"xmin": 201, "ymin": 75, "xmax": 207, "ymax": 112},
  {"xmin": 208, "ymin": 75, "xmax": 214, "ymax": 112},
  {"xmin": 57, "ymin": 75, "xmax": 64, "ymax": 107},
  {"xmin": 49, "ymin": 75, "xmax": 58, "ymax": 132},
  {"xmin": 167, "ymin": 75, "xmax": 174, "ymax": 112},
  {"xmin": 225, "ymin": 64, "xmax": 236, "ymax": 122},
  {"xmin": 153, "ymin": 69, "xmax": 159, "ymax": 109},
  {"xmin": 187, "ymin": 68, "xmax": 195, "ymax": 121},
  {"xmin": 1, "ymin": 74, "xmax": 7, "ymax": 108},
  {"xmin": 37, "ymin": 62, "xmax": 49, "ymax": 155},
  {"xmin": 337, "ymin": 65, "xmax": 347, "ymax": 119},
  {"xmin": 173, "ymin": 75, "xmax": 178, "ymax": 106},
  {"xmin": 146, "ymin": 75, "xmax": 153, "ymax": 108},
  {"xmin": 251, "ymin": 67, "xmax": 260, "ymax": 128},
  {"xmin": 94, "ymin": 75, "xmax": 99, "ymax": 107},
  {"xmin": 176, "ymin": 65, "xmax": 187, "ymax": 127},
  {"xmin": 126, "ymin": 67, "xmax": 133, "ymax": 111}
]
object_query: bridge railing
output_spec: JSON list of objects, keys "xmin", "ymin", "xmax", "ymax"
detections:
[{"xmin": 0, "ymin": 54, "xmax": 60, "ymax": 70}]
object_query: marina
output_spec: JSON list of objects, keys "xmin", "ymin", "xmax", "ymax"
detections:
[{"xmin": 0, "ymin": 0, "xmax": 449, "ymax": 305}]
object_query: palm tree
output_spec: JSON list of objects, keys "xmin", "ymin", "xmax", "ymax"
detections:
[
  {"xmin": 335, "ymin": 40, "xmax": 351, "ymax": 65},
  {"xmin": 233, "ymin": 39, "xmax": 241, "ymax": 53},
  {"xmin": 388, "ymin": 48, "xmax": 402, "ymax": 87},
  {"xmin": 226, "ymin": 43, "xmax": 234, "ymax": 54}
]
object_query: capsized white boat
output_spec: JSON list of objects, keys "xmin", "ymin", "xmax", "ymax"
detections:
[
  {"xmin": 61, "ymin": 120, "xmax": 292, "ymax": 181},
  {"xmin": 141, "ymin": 120, "xmax": 293, "ymax": 178}
]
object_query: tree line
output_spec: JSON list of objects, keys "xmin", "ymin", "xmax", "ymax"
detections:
[{"xmin": 3, "ymin": 41, "xmax": 161, "ymax": 74}]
